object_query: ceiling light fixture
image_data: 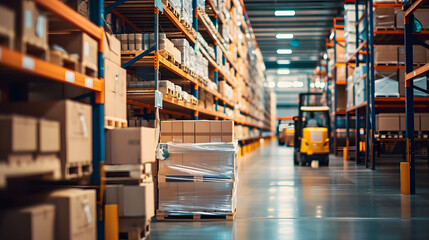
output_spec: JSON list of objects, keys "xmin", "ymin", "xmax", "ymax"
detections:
[
  {"xmin": 275, "ymin": 10, "xmax": 296, "ymax": 16},
  {"xmin": 276, "ymin": 33, "xmax": 294, "ymax": 39},
  {"xmin": 277, "ymin": 69, "xmax": 290, "ymax": 75},
  {"xmin": 277, "ymin": 60, "xmax": 291, "ymax": 65},
  {"xmin": 277, "ymin": 49, "xmax": 293, "ymax": 54}
]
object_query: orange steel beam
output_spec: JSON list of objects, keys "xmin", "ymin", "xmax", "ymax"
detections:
[{"xmin": 35, "ymin": 0, "xmax": 103, "ymax": 41}]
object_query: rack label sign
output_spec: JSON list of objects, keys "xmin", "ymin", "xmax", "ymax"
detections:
[
  {"xmin": 65, "ymin": 71, "xmax": 75, "ymax": 83},
  {"xmin": 155, "ymin": 90, "xmax": 163, "ymax": 108},
  {"xmin": 22, "ymin": 56, "xmax": 35, "ymax": 70},
  {"xmin": 85, "ymin": 78, "xmax": 93, "ymax": 88}
]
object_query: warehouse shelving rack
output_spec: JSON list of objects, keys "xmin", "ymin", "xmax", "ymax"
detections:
[
  {"xmin": 0, "ymin": 0, "xmax": 107, "ymax": 238},
  {"xmin": 103, "ymin": 0, "xmax": 272, "ymax": 135},
  {"xmin": 344, "ymin": 0, "xmax": 429, "ymax": 185}
]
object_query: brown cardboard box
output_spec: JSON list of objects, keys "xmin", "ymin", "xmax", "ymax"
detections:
[
  {"xmin": 120, "ymin": 34, "xmax": 128, "ymax": 51},
  {"xmin": 136, "ymin": 33, "xmax": 143, "ymax": 50},
  {"xmin": 337, "ymin": 85, "xmax": 346, "ymax": 111},
  {"xmin": 128, "ymin": 33, "xmax": 135, "ymax": 51},
  {"xmin": 104, "ymin": 59, "xmax": 127, "ymax": 121},
  {"xmin": 374, "ymin": 7, "xmax": 395, "ymax": 29},
  {"xmin": 178, "ymin": 182, "xmax": 195, "ymax": 210},
  {"xmin": 0, "ymin": 100, "xmax": 92, "ymax": 172},
  {"xmin": 47, "ymin": 189, "xmax": 96, "ymax": 240},
  {"xmin": 38, "ymin": 119, "xmax": 60, "ymax": 153},
  {"xmin": 104, "ymin": 32, "xmax": 121, "ymax": 65},
  {"xmin": 374, "ymin": 45, "xmax": 398, "ymax": 65},
  {"xmin": 183, "ymin": 121, "xmax": 195, "ymax": 143},
  {"xmin": 0, "ymin": 114, "xmax": 37, "ymax": 154},
  {"xmin": 222, "ymin": 120, "xmax": 234, "ymax": 142},
  {"xmin": 159, "ymin": 153, "xmax": 183, "ymax": 175},
  {"xmin": 9, "ymin": 1, "xmax": 48, "ymax": 54},
  {"xmin": 194, "ymin": 182, "xmax": 234, "ymax": 211},
  {"xmin": 160, "ymin": 121, "xmax": 173, "ymax": 143},
  {"xmin": 49, "ymin": 32, "xmax": 98, "ymax": 76},
  {"xmin": 182, "ymin": 152, "xmax": 201, "ymax": 174},
  {"xmin": 172, "ymin": 121, "xmax": 184, "ymax": 143},
  {"xmin": 336, "ymin": 44, "xmax": 345, "ymax": 63},
  {"xmin": 106, "ymin": 183, "xmax": 154, "ymax": 220},
  {"xmin": 421, "ymin": 113, "xmax": 429, "ymax": 132},
  {"xmin": 60, "ymin": 0, "xmax": 89, "ymax": 18},
  {"xmin": 376, "ymin": 113, "xmax": 400, "ymax": 132},
  {"xmin": 399, "ymin": 113, "xmax": 421, "ymax": 132},
  {"xmin": 158, "ymin": 182, "xmax": 178, "ymax": 211},
  {"xmin": 0, "ymin": 204, "xmax": 55, "ymax": 240},
  {"xmin": 210, "ymin": 121, "xmax": 222, "ymax": 142},
  {"xmin": 106, "ymin": 127, "xmax": 156, "ymax": 164},
  {"xmin": 195, "ymin": 121, "xmax": 210, "ymax": 143},
  {"xmin": 0, "ymin": 5, "xmax": 15, "ymax": 49},
  {"xmin": 398, "ymin": 45, "xmax": 426, "ymax": 65}
]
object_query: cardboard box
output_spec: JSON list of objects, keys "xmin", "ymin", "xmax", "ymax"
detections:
[
  {"xmin": 374, "ymin": 45, "xmax": 398, "ymax": 65},
  {"xmin": 399, "ymin": 113, "xmax": 421, "ymax": 132},
  {"xmin": 128, "ymin": 33, "xmax": 135, "ymax": 51},
  {"xmin": 210, "ymin": 121, "xmax": 222, "ymax": 142},
  {"xmin": 158, "ymin": 182, "xmax": 178, "ymax": 211},
  {"xmin": 60, "ymin": 0, "xmax": 88, "ymax": 18},
  {"xmin": 172, "ymin": 121, "xmax": 184, "ymax": 143},
  {"xmin": 374, "ymin": 7, "xmax": 395, "ymax": 29},
  {"xmin": 159, "ymin": 153, "xmax": 183, "ymax": 175},
  {"xmin": 106, "ymin": 182, "xmax": 155, "ymax": 220},
  {"xmin": 160, "ymin": 121, "xmax": 172, "ymax": 143},
  {"xmin": 46, "ymin": 189, "xmax": 96, "ymax": 240},
  {"xmin": 38, "ymin": 119, "xmax": 60, "ymax": 153},
  {"xmin": 376, "ymin": 113, "xmax": 400, "ymax": 132},
  {"xmin": 105, "ymin": 127, "xmax": 156, "ymax": 164},
  {"xmin": 178, "ymin": 182, "xmax": 195, "ymax": 210},
  {"xmin": 195, "ymin": 121, "xmax": 210, "ymax": 143},
  {"xmin": 183, "ymin": 121, "xmax": 195, "ymax": 143},
  {"xmin": 222, "ymin": 121, "xmax": 234, "ymax": 142},
  {"xmin": 136, "ymin": 33, "xmax": 143, "ymax": 50},
  {"xmin": 0, "ymin": 100, "xmax": 92, "ymax": 170},
  {"xmin": 182, "ymin": 152, "xmax": 201, "ymax": 173},
  {"xmin": 120, "ymin": 34, "xmax": 128, "ymax": 51},
  {"xmin": 10, "ymin": 0, "xmax": 48, "ymax": 53},
  {"xmin": 104, "ymin": 32, "xmax": 121, "ymax": 65},
  {"xmin": 421, "ymin": 113, "xmax": 429, "ymax": 132},
  {"xmin": 0, "ymin": 114, "xmax": 37, "ymax": 154},
  {"xmin": 0, "ymin": 204, "xmax": 55, "ymax": 240},
  {"xmin": 0, "ymin": 5, "xmax": 15, "ymax": 49},
  {"xmin": 104, "ymin": 59, "xmax": 127, "ymax": 121},
  {"xmin": 49, "ymin": 32, "xmax": 98, "ymax": 76},
  {"xmin": 194, "ymin": 182, "xmax": 234, "ymax": 211},
  {"xmin": 398, "ymin": 45, "xmax": 426, "ymax": 65}
]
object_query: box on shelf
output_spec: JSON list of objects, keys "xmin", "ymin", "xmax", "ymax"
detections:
[
  {"xmin": 0, "ymin": 114, "xmax": 37, "ymax": 155},
  {"xmin": 398, "ymin": 68, "xmax": 428, "ymax": 97},
  {"xmin": 0, "ymin": 204, "xmax": 55, "ymax": 240},
  {"xmin": 195, "ymin": 120, "xmax": 210, "ymax": 143},
  {"xmin": 183, "ymin": 121, "xmax": 195, "ymax": 143},
  {"xmin": 38, "ymin": 119, "xmax": 60, "ymax": 153},
  {"xmin": 105, "ymin": 182, "xmax": 155, "ymax": 221},
  {"xmin": 0, "ymin": 100, "xmax": 93, "ymax": 178},
  {"xmin": 104, "ymin": 32, "xmax": 121, "ymax": 65},
  {"xmin": 9, "ymin": 0, "xmax": 48, "ymax": 58},
  {"xmin": 399, "ymin": 113, "xmax": 421, "ymax": 132},
  {"xmin": 398, "ymin": 45, "xmax": 426, "ymax": 65},
  {"xmin": 374, "ymin": 7, "xmax": 395, "ymax": 29},
  {"xmin": 105, "ymin": 127, "xmax": 156, "ymax": 164},
  {"xmin": 396, "ymin": 8, "xmax": 429, "ymax": 29},
  {"xmin": 376, "ymin": 113, "xmax": 400, "ymax": 132},
  {"xmin": 374, "ymin": 45, "xmax": 398, "ymax": 65},
  {"xmin": 104, "ymin": 59, "xmax": 127, "ymax": 122},
  {"xmin": 46, "ymin": 189, "xmax": 96, "ymax": 240},
  {"xmin": 49, "ymin": 32, "xmax": 98, "ymax": 77},
  {"xmin": 0, "ymin": 4, "xmax": 15, "ymax": 49},
  {"xmin": 60, "ymin": 0, "xmax": 89, "ymax": 18}
]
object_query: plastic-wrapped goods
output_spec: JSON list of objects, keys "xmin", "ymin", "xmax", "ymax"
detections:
[
  {"xmin": 375, "ymin": 78, "xmax": 399, "ymax": 97},
  {"xmin": 354, "ymin": 77, "xmax": 366, "ymax": 105},
  {"xmin": 171, "ymin": 38, "xmax": 192, "ymax": 68},
  {"xmin": 198, "ymin": 0, "xmax": 206, "ymax": 10},
  {"xmin": 181, "ymin": 0, "xmax": 193, "ymax": 27},
  {"xmin": 169, "ymin": 0, "xmax": 182, "ymax": 12},
  {"xmin": 158, "ymin": 142, "xmax": 238, "ymax": 215},
  {"xmin": 414, "ymin": 76, "xmax": 428, "ymax": 97},
  {"xmin": 374, "ymin": 7, "xmax": 395, "ymax": 29}
]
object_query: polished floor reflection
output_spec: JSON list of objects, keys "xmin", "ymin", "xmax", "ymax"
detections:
[{"xmin": 150, "ymin": 142, "xmax": 429, "ymax": 239}]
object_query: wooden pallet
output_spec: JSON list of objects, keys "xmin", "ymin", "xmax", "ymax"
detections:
[
  {"xmin": 64, "ymin": 161, "xmax": 92, "ymax": 179},
  {"xmin": 162, "ymin": 0, "xmax": 180, "ymax": 19},
  {"xmin": 0, "ymin": 154, "xmax": 61, "ymax": 188},
  {"xmin": 119, "ymin": 217, "xmax": 151, "ymax": 240},
  {"xmin": 105, "ymin": 163, "xmax": 153, "ymax": 184},
  {"xmin": 49, "ymin": 50, "xmax": 80, "ymax": 72},
  {"xmin": 105, "ymin": 116, "xmax": 128, "ymax": 129},
  {"xmin": 156, "ymin": 209, "xmax": 236, "ymax": 221},
  {"xmin": 19, "ymin": 36, "xmax": 49, "ymax": 61},
  {"xmin": 181, "ymin": 65, "xmax": 190, "ymax": 73}
]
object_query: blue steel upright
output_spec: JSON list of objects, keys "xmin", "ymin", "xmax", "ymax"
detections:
[
  {"xmin": 404, "ymin": 13, "xmax": 416, "ymax": 194},
  {"xmin": 369, "ymin": 0, "xmax": 376, "ymax": 170},
  {"xmin": 355, "ymin": 0, "xmax": 360, "ymax": 164}
]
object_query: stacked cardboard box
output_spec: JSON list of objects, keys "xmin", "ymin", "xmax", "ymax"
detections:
[
  {"xmin": 158, "ymin": 137, "xmax": 238, "ymax": 217},
  {"xmin": 0, "ymin": 100, "xmax": 92, "ymax": 179},
  {"xmin": 105, "ymin": 127, "xmax": 156, "ymax": 230},
  {"xmin": 344, "ymin": 4, "xmax": 366, "ymax": 61},
  {"xmin": 104, "ymin": 32, "xmax": 127, "ymax": 125},
  {"xmin": 161, "ymin": 120, "xmax": 234, "ymax": 143}
]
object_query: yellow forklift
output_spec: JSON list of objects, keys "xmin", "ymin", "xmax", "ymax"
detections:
[
  {"xmin": 277, "ymin": 116, "xmax": 295, "ymax": 146},
  {"xmin": 293, "ymin": 93, "xmax": 331, "ymax": 166}
]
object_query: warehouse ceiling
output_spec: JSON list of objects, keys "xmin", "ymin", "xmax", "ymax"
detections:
[{"xmin": 243, "ymin": 0, "xmax": 344, "ymax": 70}]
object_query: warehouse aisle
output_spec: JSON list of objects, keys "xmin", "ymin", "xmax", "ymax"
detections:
[{"xmin": 150, "ymin": 142, "xmax": 429, "ymax": 240}]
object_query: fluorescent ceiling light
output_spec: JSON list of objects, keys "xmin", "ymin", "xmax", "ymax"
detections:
[
  {"xmin": 275, "ymin": 10, "xmax": 296, "ymax": 16},
  {"xmin": 277, "ymin": 60, "xmax": 291, "ymax": 65},
  {"xmin": 323, "ymin": 53, "xmax": 328, "ymax": 59},
  {"xmin": 277, "ymin": 49, "xmax": 293, "ymax": 54},
  {"xmin": 276, "ymin": 33, "xmax": 294, "ymax": 39},
  {"xmin": 277, "ymin": 69, "xmax": 290, "ymax": 75}
]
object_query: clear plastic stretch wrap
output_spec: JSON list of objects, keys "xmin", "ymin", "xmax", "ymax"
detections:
[
  {"xmin": 158, "ymin": 142, "xmax": 238, "ymax": 215},
  {"xmin": 181, "ymin": 0, "xmax": 193, "ymax": 27},
  {"xmin": 375, "ymin": 71, "xmax": 399, "ymax": 97}
]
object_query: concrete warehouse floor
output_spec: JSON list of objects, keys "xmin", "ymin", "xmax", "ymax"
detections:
[{"xmin": 150, "ymin": 142, "xmax": 429, "ymax": 240}]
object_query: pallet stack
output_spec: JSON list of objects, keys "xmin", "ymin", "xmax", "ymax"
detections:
[
  {"xmin": 157, "ymin": 120, "xmax": 238, "ymax": 221},
  {"xmin": 105, "ymin": 127, "xmax": 157, "ymax": 239}
]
